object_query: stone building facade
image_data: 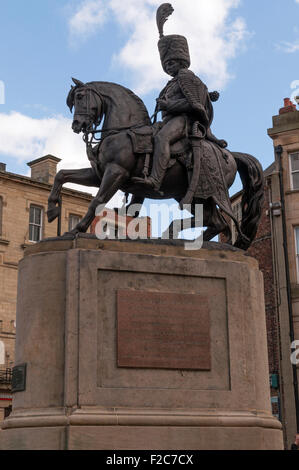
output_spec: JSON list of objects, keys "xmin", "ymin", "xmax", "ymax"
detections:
[
  {"xmin": 90, "ymin": 208, "xmax": 151, "ymax": 240},
  {"xmin": 0, "ymin": 155, "xmax": 93, "ymax": 423},
  {"xmin": 223, "ymin": 98, "xmax": 299, "ymax": 448}
]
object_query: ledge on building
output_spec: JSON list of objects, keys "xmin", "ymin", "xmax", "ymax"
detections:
[
  {"xmin": 21, "ymin": 241, "xmax": 37, "ymax": 250},
  {"xmin": 268, "ymin": 99, "xmax": 299, "ymax": 136},
  {"xmin": 285, "ymin": 189, "xmax": 299, "ymax": 196},
  {"xmin": 0, "ymin": 238, "xmax": 9, "ymax": 246}
]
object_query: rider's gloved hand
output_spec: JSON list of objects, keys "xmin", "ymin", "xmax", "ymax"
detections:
[
  {"xmin": 156, "ymin": 98, "xmax": 168, "ymax": 111},
  {"xmin": 218, "ymin": 139, "xmax": 228, "ymax": 148}
]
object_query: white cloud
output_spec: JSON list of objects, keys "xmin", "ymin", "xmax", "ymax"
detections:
[
  {"xmin": 69, "ymin": 0, "xmax": 108, "ymax": 39},
  {"xmin": 277, "ymin": 1, "xmax": 299, "ymax": 53},
  {"xmin": 0, "ymin": 111, "xmax": 87, "ymax": 167},
  {"xmin": 68, "ymin": 0, "xmax": 249, "ymax": 92},
  {"xmin": 0, "ymin": 111, "xmax": 124, "ymax": 207},
  {"xmin": 278, "ymin": 41, "xmax": 299, "ymax": 53}
]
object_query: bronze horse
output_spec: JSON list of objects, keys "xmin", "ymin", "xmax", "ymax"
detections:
[{"xmin": 47, "ymin": 79, "xmax": 264, "ymax": 249}]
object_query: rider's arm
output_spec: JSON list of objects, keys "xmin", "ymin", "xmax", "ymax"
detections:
[
  {"xmin": 165, "ymin": 98, "xmax": 193, "ymax": 114},
  {"xmin": 160, "ymin": 96, "xmax": 210, "ymax": 126},
  {"xmin": 206, "ymin": 128, "xmax": 228, "ymax": 148},
  {"xmin": 167, "ymin": 99, "xmax": 210, "ymax": 128}
]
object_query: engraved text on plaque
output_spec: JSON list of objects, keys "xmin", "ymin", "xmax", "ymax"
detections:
[{"xmin": 117, "ymin": 290, "xmax": 211, "ymax": 370}]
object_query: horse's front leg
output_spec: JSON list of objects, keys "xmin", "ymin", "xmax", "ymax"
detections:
[
  {"xmin": 69, "ymin": 163, "xmax": 129, "ymax": 235},
  {"xmin": 47, "ymin": 168, "xmax": 99, "ymax": 222},
  {"xmin": 126, "ymin": 195, "xmax": 145, "ymax": 218}
]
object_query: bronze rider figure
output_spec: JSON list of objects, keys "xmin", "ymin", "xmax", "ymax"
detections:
[{"xmin": 132, "ymin": 3, "xmax": 227, "ymax": 191}]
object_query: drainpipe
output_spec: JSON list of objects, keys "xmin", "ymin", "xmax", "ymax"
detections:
[
  {"xmin": 57, "ymin": 197, "xmax": 62, "ymax": 237},
  {"xmin": 275, "ymin": 144, "xmax": 299, "ymax": 432}
]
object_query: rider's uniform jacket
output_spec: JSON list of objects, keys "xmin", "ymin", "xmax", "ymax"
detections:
[
  {"xmin": 155, "ymin": 68, "xmax": 227, "ymax": 149},
  {"xmin": 157, "ymin": 69, "xmax": 214, "ymax": 130}
]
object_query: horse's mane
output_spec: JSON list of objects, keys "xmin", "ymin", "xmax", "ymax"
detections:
[
  {"xmin": 92, "ymin": 81, "xmax": 150, "ymax": 119},
  {"xmin": 67, "ymin": 81, "xmax": 151, "ymax": 126},
  {"xmin": 66, "ymin": 85, "xmax": 77, "ymax": 112}
]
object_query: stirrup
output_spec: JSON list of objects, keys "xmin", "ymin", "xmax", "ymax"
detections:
[
  {"xmin": 132, "ymin": 176, "xmax": 157, "ymax": 188},
  {"xmin": 131, "ymin": 176, "xmax": 164, "ymax": 196},
  {"xmin": 131, "ymin": 176, "xmax": 151, "ymax": 185}
]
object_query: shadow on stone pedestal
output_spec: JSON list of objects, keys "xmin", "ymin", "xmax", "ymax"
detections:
[{"xmin": 0, "ymin": 236, "xmax": 283, "ymax": 450}]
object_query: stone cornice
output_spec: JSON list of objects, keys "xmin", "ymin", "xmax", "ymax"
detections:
[{"xmin": 0, "ymin": 171, "xmax": 93, "ymax": 201}]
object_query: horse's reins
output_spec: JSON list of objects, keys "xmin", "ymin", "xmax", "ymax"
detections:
[{"xmin": 74, "ymin": 85, "xmax": 156, "ymax": 146}]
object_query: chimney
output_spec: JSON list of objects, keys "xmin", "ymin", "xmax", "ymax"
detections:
[
  {"xmin": 0, "ymin": 163, "xmax": 6, "ymax": 172},
  {"xmin": 279, "ymin": 97, "xmax": 296, "ymax": 115},
  {"xmin": 27, "ymin": 155, "xmax": 61, "ymax": 184}
]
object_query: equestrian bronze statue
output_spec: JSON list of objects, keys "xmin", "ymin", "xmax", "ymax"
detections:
[{"xmin": 47, "ymin": 3, "xmax": 264, "ymax": 250}]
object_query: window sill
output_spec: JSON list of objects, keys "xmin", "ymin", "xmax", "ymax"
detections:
[
  {"xmin": 285, "ymin": 189, "xmax": 299, "ymax": 195},
  {"xmin": 21, "ymin": 241, "xmax": 39, "ymax": 249},
  {"xmin": 0, "ymin": 238, "xmax": 9, "ymax": 246}
]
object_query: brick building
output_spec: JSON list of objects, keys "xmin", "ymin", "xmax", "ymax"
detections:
[
  {"xmin": 0, "ymin": 155, "xmax": 93, "ymax": 423},
  {"xmin": 228, "ymin": 165, "xmax": 282, "ymax": 418},
  {"xmin": 0, "ymin": 156, "xmax": 151, "ymax": 426},
  {"xmin": 91, "ymin": 208, "xmax": 151, "ymax": 240},
  {"xmin": 223, "ymin": 99, "xmax": 299, "ymax": 448}
]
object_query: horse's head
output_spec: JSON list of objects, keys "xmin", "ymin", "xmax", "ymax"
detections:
[{"xmin": 67, "ymin": 78, "xmax": 103, "ymax": 134}]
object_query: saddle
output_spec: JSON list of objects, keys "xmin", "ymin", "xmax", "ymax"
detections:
[
  {"xmin": 127, "ymin": 125, "xmax": 191, "ymax": 161},
  {"xmin": 128, "ymin": 124, "xmax": 235, "ymax": 217}
]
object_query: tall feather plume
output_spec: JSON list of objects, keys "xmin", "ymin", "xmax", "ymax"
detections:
[{"xmin": 156, "ymin": 3, "xmax": 174, "ymax": 39}]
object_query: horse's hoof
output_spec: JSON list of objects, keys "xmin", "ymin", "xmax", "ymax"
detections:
[
  {"xmin": 61, "ymin": 231, "xmax": 76, "ymax": 240},
  {"xmin": 162, "ymin": 228, "xmax": 173, "ymax": 239},
  {"xmin": 126, "ymin": 207, "xmax": 140, "ymax": 218},
  {"xmin": 47, "ymin": 206, "xmax": 61, "ymax": 223}
]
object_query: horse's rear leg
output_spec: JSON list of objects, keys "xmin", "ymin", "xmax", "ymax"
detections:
[
  {"xmin": 162, "ymin": 202, "xmax": 198, "ymax": 239},
  {"xmin": 162, "ymin": 199, "xmax": 232, "ymax": 243},
  {"xmin": 70, "ymin": 163, "xmax": 129, "ymax": 234},
  {"xmin": 47, "ymin": 168, "xmax": 99, "ymax": 222},
  {"xmin": 203, "ymin": 201, "xmax": 232, "ymax": 243}
]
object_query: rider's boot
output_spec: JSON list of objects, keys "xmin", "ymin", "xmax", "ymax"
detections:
[
  {"xmin": 132, "ymin": 140, "xmax": 169, "ymax": 191},
  {"xmin": 131, "ymin": 175, "xmax": 160, "ymax": 190}
]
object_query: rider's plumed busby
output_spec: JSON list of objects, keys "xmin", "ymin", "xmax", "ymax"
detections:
[{"xmin": 157, "ymin": 4, "xmax": 191, "ymax": 71}]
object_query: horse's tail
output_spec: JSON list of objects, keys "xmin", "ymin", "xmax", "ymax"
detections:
[{"xmin": 232, "ymin": 152, "xmax": 264, "ymax": 250}]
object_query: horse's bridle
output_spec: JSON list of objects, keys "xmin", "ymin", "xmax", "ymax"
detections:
[
  {"xmin": 73, "ymin": 85, "xmax": 104, "ymax": 142},
  {"xmin": 74, "ymin": 84, "xmax": 153, "ymax": 146},
  {"xmin": 74, "ymin": 85, "xmax": 104, "ymax": 117}
]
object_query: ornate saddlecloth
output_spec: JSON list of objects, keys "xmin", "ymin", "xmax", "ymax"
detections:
[
  {"xmin": 192, "ymin": 140, "xmax": 239, "ymax": 228},
  {"xmin": 194, "ymin": 140, "xmax": 228, "ymax": 201}
]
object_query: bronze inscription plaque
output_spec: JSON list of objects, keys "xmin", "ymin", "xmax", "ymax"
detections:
[{"xmin": 117, "ymin": 290, "xmax": 211, "ymax": 370}]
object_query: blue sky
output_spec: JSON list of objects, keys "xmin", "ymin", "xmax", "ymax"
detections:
[{"xmin": 0, "ymin": 0, "xmax": 299, "ymax": 203}]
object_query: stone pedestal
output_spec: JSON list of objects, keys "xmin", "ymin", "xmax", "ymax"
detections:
[{"xmin": 0, "ymin": 236, "xmax": 283, "ymax": 450}]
